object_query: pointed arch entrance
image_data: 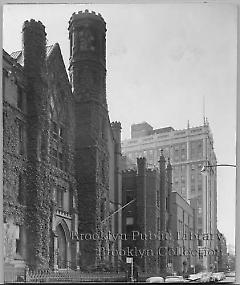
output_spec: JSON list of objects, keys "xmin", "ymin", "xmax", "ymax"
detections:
[{"xmin": 56, "ymin": 223, "xmax": 67, "ymax": 268}]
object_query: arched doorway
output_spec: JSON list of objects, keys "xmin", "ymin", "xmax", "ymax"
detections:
[{"xmin": 56, "ymin": 224, "xmax": 67, "ymax": 268}]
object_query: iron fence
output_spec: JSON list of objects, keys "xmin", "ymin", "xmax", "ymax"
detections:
[{"xmin": 4, "ymin": 265, "xmax": 127, "ymax": 283}]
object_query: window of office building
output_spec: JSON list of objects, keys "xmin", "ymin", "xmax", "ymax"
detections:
[
  {"xmin": 191, "ymin": 174, "xmax": 195, "ymax": 183},
  {"xmin": 197, "ymin": 195, "xmax": 202, "ymax": 206},
  {"xmin": 181, "ymin": 145, "xmax": 186, "ymax": 161},
  {"xmin": 147, "ymin": 150, "xmax": 154, "ymax": 165},
  {"xmin": 197, "ymin": 142, "xmax": 203, "ymax": 158},
  {"xmin": 190, "ymin": 140, "xmax": 203, "ymax": 160},
  {"xmin": 198, "ymin": 184, "xmax": 202, "ymax": 192},
  {"xmin": 181, "ymin": 165, "xmax": 186, "ymax": 173},
  {"xmin": 174, "ymin": 147, "xmax": 179, "ymax": 162}
]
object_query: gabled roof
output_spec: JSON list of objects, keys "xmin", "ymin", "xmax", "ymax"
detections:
[{"xmin": 10, "ymin": 45, "xmax": 55, "ymax": 66}]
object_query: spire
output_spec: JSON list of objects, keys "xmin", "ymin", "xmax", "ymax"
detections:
[
  {"xmin": 158, "ymin": 149, "xmax": 166, "ymax": 166},
  {"xmin": 203, "ymin": 95, "xmax": 206, "ymax": 126},
  {"xmin": 167, "ymin": 157, "xmax": 172, "ymax": 170}
]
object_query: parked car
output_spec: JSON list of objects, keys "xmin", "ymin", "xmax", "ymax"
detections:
[
  {"xmin": 226, "ymin": 271, "xmax": 235, "ymax": 277},
  {"xmin": 198, "ymin": 272, "xmax": 215, "ymax": 283},
  {"xmin": 165, "ymin": 275, "xmax": 190, "ymax": 283},
  {"xmin": 146, "ymin": 276, "xmax": 165, "ymax": 283},
  {"xmin": 212, "ymin": 272, "xmax": 226, "ymax": 281},
  {"xmin": 188, "ymin": 273, "xmax": 202, "ymax": 282}
]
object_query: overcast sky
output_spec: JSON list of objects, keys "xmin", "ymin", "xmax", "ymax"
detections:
[{"xmin": 3, "ymin": 3, "xmax": 237, "ymax": 247}]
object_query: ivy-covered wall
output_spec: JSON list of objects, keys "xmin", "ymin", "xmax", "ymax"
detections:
[{"xmin": 3, "ymin": 54, "xmax": 27, "ymax": 263}]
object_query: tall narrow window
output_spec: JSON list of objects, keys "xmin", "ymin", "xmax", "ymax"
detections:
[
  {"xmin": 57, "ymin": 188, "xmax": 64, "ymax": 209},
  {"xmin": 100, "ymin": 198, "xmax": 105, "ymax": 221},
  {"xmin": 50, "ymin": 121, "xmax": 65, "ymax": 170},
  {"xmin": 101, "ymin": 159, "xmax": 105, "ymax": 183},
  {"xmin": 15, "ymin": 225, "xmax": 21, "ymax": 255},
  {"xmin": 157, "ymin": 190, "xmax": 160, "ymax": 207},
  {"xmin": 18, "ymin": 174, "xmax": 24, "ymax": 204},
  {"xmin": 59, "ymin": 151, "xmax": 63, "ymax": 170},
  {"xmin": 18, "ymin": 123, "xmax": 25, "ymax": 155},
  {"xmin": 59, "ymin": 125, "xmax": 64, "ymax": 141},
  {"xmin": 52, "ymin": 121, "xmax": 58, "ymax": 140},
  {"xmin": 2, "ymin": 70, "xmax": 6, "ymax": 98},
  {"xmin": 17, "ymin": 86, "xmax": 24, "ymax": 110}
]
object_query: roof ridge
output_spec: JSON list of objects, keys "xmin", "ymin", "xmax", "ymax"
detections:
[{"xmin": 10, "ymin": 43, "xmax": 56, "ymax": 66}]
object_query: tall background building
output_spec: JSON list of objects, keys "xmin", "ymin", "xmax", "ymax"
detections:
[{"xmin": 122, "ymin": 121, "xmax": 218, "ymax": 270}]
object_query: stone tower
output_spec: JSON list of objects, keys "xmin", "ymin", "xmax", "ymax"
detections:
[
  {"xmin": 23, "ymin": 20, "xmax": 51, "ymax": 269},
  {"xmin": 68, "ymin": 10, "xmax": 110, "ymax": 266}
]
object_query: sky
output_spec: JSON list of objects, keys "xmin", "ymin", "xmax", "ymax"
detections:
[{"xmin": 2, "ymin": 2, "xmax": 237, "ymax": 247}]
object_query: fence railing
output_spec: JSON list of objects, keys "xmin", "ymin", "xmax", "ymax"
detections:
[
  {"xmin": 25, "ymin": 269, "xmax": 126, "ymax": 283},
  {"xmin": 4, "ymin": 265, "xmax": 127, "ymax": 283},
  {"xmin": 4, "ymin": 261, "xmax": 152, "ymax": 283}
]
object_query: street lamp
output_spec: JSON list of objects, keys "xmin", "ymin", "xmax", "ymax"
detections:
[
  {"xmin": 200, "ymin": 163, "xmax": 236, "ymax": 272},
  {"xmin": 201, "ymin": 164, "xmax": 236, "ymax": 175},
  {"xmin": 101, "ymin": 199, "xmax": 136, "ymax": 224}
]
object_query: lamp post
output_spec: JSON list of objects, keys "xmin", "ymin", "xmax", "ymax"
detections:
[
  {"xmin": 201, "ymin": 163, "xmax": 236, "ymax": 275},
  {"xmin": 201, "ymin": 164, "xmax": 236, "ymax": 174}
]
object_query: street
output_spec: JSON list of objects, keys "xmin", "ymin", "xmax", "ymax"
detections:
[{"xmin": 219, "ymin": 276, "xmax": 236, "ymax": 283}]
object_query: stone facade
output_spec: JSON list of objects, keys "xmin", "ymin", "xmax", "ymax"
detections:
[
  {"xmin": 121, "ymin": 154, "xmax": 173, "ymax": 275},
  {"xmin": 170, "ymin": 192, "xmax": 197, "ymax": 275},
  {"xmin": 121, "ymin": 153, "xmax": 198, "ymax": 275},
  {"xmin": 3, "ymin": 10, "xmax": 122, "ymax": 271}
]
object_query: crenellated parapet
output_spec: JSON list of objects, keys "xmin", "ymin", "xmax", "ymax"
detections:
[
  {"xmin": 68, "ymin": 9, "xmax": 107, "ymax": 103},
  {"xmin": 69, "ymin": 10, "xmax": 106, "ymax": 29},
  {"xmin": 23, "ymin": 19, "xmax": 46, "ymax": 34},
  {"xmin": 23, "ymin": 19, "xmax": 46, "ymax": 81},
  {"xmin": 111, "ymin": 121, "xmax": 121, "ymax": 129}
]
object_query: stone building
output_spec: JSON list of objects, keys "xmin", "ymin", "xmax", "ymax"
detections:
[
  {"xmin": 121, "ymin": 153, "xmax": 197, "ymax": 275},
  {"xmin": 170, "ymin": 192, "xmax": 197, "ymax": 275},
  {"xmin": 121, "ymin": 154, "xmax": 172, "ymax": 275},
  {"xmin": 122, "ymin": 121, "xmax": 217, "ymax": 270},
  {"xmin": 3, "ymin": 10, "xmax": 122, "ymax": 271}
]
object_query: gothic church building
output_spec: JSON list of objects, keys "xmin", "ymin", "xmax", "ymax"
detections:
[{"xmin": 3, "ymin": 10, "xmax": 122, "ymax": 271}]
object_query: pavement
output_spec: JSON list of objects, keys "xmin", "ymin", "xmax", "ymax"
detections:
[{"xmin": 219, "ymin": 276, "xmax": 236, "ymax": 283}]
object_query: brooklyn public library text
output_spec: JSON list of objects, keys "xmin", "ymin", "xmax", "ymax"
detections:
[
  {"xmin": 79, "ymin": 230, "xmax": 224, "ymax": 241},
  {"xmin": 96, "ymin": 246, "xmax": 222, "ymax": 258}
]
